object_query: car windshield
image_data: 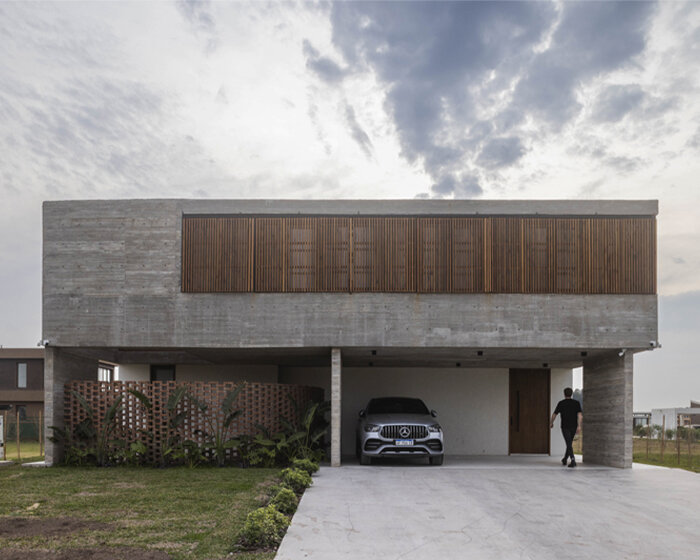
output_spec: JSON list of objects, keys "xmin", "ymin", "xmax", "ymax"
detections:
[{"xmin": 366, "ymin": 397, "xmax": 429, "ymax": 415}]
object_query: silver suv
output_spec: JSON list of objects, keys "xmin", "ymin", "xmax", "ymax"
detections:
[{"xmin": 356, "ymin": 397, "xmax": 444, "ymax": 465}]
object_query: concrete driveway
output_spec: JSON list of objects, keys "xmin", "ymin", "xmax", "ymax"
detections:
[{"xmin": 276, "ymin": 456, "xmax": 700, "ymax": 559}]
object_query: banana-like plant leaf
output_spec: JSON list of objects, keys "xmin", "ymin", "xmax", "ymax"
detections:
[
  {"xmin": 71, "ymin": 390, "xmax": 95, "ymax": 423},
  {"xmin": 167, "ymin": 386, "xmax": 187, "ymax": 411},
  {"xmin": 127, "ymin": 389, "xmax": 152, "ymax": 410},
  {"xmin": 222, "ymin": 383, "xmax": 245, "ymax": 413}
]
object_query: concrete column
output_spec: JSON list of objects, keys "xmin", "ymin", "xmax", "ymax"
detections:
[
  {"xmin": 44, "ymin": 348, "xmax": 98, "ymax": 465},
  {"xmin": 582, "ymin": 352, "xmax": 633, "ymax": 468},
  {"xmin": 331, "ymin": 348, "xmax": 342, "ymax": 467}
]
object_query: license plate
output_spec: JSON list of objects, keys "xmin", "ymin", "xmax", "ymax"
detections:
[{"xmin": 395, "ymin": 439, "xmax": 414, "ymax": 446}]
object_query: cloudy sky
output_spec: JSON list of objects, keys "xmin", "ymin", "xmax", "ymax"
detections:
[{"xmin": 1, "ymin": 1, "xmax": 699, "ymax": 410}]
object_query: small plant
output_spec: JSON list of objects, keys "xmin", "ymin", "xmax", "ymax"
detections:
[
  {"xmin": 291, "ymin": 457, "xmax": 319, "ymax": 475},
  {"xmin": 270, "ymin": 487, "xmax": 298, "ymax": 515},
  {"xmin": 280, "ymin": 467, "xmax": 312, "ymax": 494},
  {"xmin": 237, "ymin": 504, "xmax": 290, "ymax": 549}
]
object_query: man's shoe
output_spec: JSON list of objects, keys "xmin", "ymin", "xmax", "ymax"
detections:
[
  {"xmin": 561, "ymin": 458, "xmax": 568, "ymax": 466},
  {"xmin": 568, "ymin": 461, "xmax": 577, "ymax": 468}
]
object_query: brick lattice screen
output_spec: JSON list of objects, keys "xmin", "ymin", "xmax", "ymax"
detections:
[{"xmin": 65, "ymin": 381, "xmax": 324, "ymax": 464}]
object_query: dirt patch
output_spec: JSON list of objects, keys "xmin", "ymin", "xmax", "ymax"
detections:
[
  {"xmin": 0, "ymin": 517, "xmax": 111, "ymax": 538},
  {"xmin": 0, "ymin": 549, "xmax": 171, "ymax": 559}
]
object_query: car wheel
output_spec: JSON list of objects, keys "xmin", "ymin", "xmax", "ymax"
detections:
[
  {"xmin": 429, "ymin": 455, "xmax": 444, "ymax": 466},
  {"xmin": 360, "ymin": 453, "xmax": 372, "ymax": 465}
]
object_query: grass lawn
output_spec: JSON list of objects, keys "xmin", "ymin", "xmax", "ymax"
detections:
[
  {"xmin": 2, "ymin": 441, "xmax": 44, "ymax": 463},
  {"xmin": 572, "ymin": 436, "xmax": 700, "ymax": 473},
  {"xmin": 0, "ymin": 464, "xmax": 280, "ymax": 559},
  {"xmin": 632, "ymin": 438, "xmax": 700, "ymax": 473}
]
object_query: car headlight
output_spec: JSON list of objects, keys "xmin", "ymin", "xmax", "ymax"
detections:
[
  {"xmin": 428, "ymin": 424, "xmax": 442, "ymax": 433},
  {"xmin": 364, "ymin": 424, "xmax": 380, "ymax": 432}
]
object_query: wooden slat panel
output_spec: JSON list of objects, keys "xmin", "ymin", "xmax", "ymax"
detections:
[
  {"xmin": 318, "ymin": 218, "xmax": 351, "ymax": 292},
  {"xmin": 254, "ymin": 218, "xmax": 284, "ymax": 292},
  {"xmin": 418, "ymin": 218, "xmax": 450, "ymax": 292},
  {"xmin": 523, "ymin": 218, "xmax": 554, "ymax": 293},
  {"xmin": 182, "ymin": 217, "xmax": 251, "ymax": 292},
  {"xmin": 490, "ymin": 217, "xmax": 522, "ymax": 293},
  {"xmin": 182, "ymin": 215, "xmax": 656, "ymax": 295},
  {"xmin": 451, "ymin": 217, "xmax": 484, "ymax": 292}
]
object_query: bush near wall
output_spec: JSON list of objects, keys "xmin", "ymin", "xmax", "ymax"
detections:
[{"xmin": 61, "ymin": 381, "xmax": 323, "ymax": 466}]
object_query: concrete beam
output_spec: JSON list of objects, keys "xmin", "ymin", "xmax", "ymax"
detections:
[
  {"xmin": 331, "ymin": 348, "xmax": 342, "ymax": 467},
  {"xmin": 44, "ymin": 348, "xmax": 98, "ymax": 465},
  {"xmin": 582, "ymin": 352, "xmax": 633, "ymax": 468}
]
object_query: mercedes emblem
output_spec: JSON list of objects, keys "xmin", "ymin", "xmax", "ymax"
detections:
[{"xmin": 399, "ymin": 426, "xmax": 411, "ymax": 438}]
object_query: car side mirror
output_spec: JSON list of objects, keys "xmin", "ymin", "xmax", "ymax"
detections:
[
  {"xmin": 431, "ymin": 410, "xmax": 438, "ymax": 417},
  {"xmin": 359, "ymin": 409, "xmax": 366, "ymax": 418}
]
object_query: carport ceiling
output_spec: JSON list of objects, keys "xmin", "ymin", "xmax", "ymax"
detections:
[{"xmin": 64, "ymin": 346, "xmax": 636, "ymax": 369}]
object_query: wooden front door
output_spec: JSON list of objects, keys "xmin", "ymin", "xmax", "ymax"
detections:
[{"xmin": 509, "ymin": 369, "xmax": 550, "ymax": 454}]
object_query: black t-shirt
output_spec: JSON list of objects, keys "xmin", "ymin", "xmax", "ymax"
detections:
[{"xmin": 554, "ymin": 398, "xmax": 582, "ymax": 430}]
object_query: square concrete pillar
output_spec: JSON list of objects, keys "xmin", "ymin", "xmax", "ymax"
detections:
[
  {"xmin": 44, "ymin": 348, "xmax": 98, "ymax": 465},
  {"xmin": 331, "ymin": 348, "xmax": 342, "ymax": 467},
  {"xmin": 582, "ymin": 352, "xmax": 633, "ymax": 468}
]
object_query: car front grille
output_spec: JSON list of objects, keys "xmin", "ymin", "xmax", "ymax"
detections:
[{"xmin": 380, "ymin": 425, "xmax": 428, "ymax": 439}]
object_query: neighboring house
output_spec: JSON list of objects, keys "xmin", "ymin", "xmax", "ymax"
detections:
[
  {"xmin": 633, "ymin": 411, "xmax": 651, "ymax": 429},
  {"xmin": 651, "ymin": 405, "xmax": 700, "ymax": 431},
  {"xmin": 42, "ymin": 199, "xmax": 659, "ymax": 468},
  {"xmin": 0, "ymin": 348, "xmax": 44, "ymax": 419}
]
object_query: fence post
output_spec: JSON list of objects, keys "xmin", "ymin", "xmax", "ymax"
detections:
[
  {"xmin": 688, "ymin": 423, "xmax": 693, "ymax": 469},
  {"xmin": 676, "ymin": 415, "xmax": 681, "ymax": 465},
  {"xmin": 39, "ymin": 410, "xmax": 43, "ymax": 458},
  {"xmin": 16, "ymin": 410, "xmax": 21, "ymax": 462},
  {"xmin": 646, "ymin": 417, "xmax": 650, "ymax": 458},
  {"xmin": 661, "ymin": 415, "xmax": 665, "ymax": 461}
]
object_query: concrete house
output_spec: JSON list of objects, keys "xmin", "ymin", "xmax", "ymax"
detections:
[{"xmin": 42, "ymin": 199, "xmax": 658, "ymax": 467}]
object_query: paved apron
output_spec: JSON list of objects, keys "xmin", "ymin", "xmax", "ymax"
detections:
[{"xmin": 276, "ymin": 457, "xmax": 700, "ymax": 560}]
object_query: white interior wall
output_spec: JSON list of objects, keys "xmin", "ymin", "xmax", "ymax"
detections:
[
  {"xmin": 116, "ymin": 364, "xmax": 149, "ymax": 381},
  {"xmin": 117, "ymin": 363, "xmax": 278, "ymax": 383},
  {"xmin": 281, "ymin": 366, "xmax": 510, "ymax": 456},
  {"xmin": 550, "ymin": 368, "xmax": 575, "ymax": 458},
  {"xmin": 177, "ymin": 364, "xmax": 278, "ymax": 383}
]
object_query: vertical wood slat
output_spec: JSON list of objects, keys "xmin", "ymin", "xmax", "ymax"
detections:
[{"xmin": 182, "ymin": 215, "xmax": 656, "ymax": 295}]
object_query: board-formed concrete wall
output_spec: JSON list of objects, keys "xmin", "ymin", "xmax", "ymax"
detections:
[
  {"xmin": 43, "ymin": 200, "xmax": 658, "ymax": 350},
  {"xmin": 583, "ymin": 352, "xmax": 633, "ymax": 467}
]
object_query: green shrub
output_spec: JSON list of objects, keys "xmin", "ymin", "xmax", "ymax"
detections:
[
  {"xmin": 270, "ymin": 487, "xmax": 298, "ymax": 515},
  {"xmin": 280, "ymin": 467, "xmax": 312, "ymax": 494},
  {"xmin": 237, "ymin": 505, "xmax": 290, "ymax": 549},
  {"xmin": 291, "ymin": 458, "xmax": 319, "ymax": 475}
]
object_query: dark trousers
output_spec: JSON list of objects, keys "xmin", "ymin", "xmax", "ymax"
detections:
[{"xmin": 561, "ymin": 428, "xmax": 576, "ymax": 462}]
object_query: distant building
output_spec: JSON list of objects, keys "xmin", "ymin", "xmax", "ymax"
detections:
[
  {"xmin": 651, "ymin": 405, "xmax": 700, "ymax": 431},
  {"xmin": 633, "ymin": 411, "xmax": 651, "ymax": 429},
  {"xmin": 0, "ymin": 348, "xmax": 44, "ymax": 419}
]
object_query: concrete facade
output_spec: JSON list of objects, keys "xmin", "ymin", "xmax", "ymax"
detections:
[{"xmin": 42, "ymin": 199, "xmax": 659, "ymax": 467}]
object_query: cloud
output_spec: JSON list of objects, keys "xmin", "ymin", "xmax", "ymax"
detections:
[
  {"xmin": 323, "ymin": 1, "xmax": 557, "ymax": 196},
  {"xmin": 592, "ymin": 84, "xmax": 646, "ymax": 123},
  {"xmin": 344, "ymin": 103, "xmax": 373, "ymax": 158},
  {"xmin": 512, "ymin": 1, "xmax": 655, "ymax": 126},
  {"xmin": 316, "ymin": 1, "xmax": 657, "ymax": 197},
  {"xmin": 303, "ymin": 39, "xmax": 347, "ymax": 83},
  {"xmin": 477, "ymin": 137, "xmax": 525, "ymax": 169}
]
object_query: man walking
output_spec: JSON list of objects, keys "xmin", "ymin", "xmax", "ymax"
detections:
[{"xmin": 550, "ymin": 387, "xmax": 582, "ymax": 467}]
